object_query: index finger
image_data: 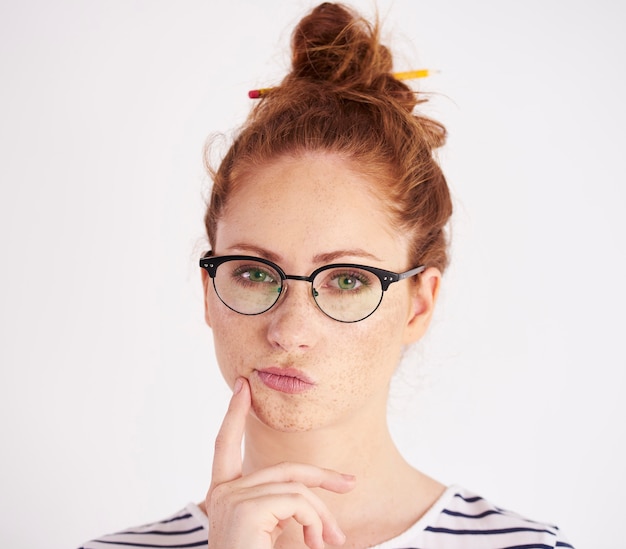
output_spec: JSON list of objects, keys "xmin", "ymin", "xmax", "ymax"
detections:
[{"xmin": 210, "ymin": 377, "xmax": 251, "ymax": 487}]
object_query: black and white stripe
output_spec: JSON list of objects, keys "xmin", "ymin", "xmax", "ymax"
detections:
[
  {"xmin": 78, "ymin": 486, "xmax": 574, "ymax": 549},
  {"xmin": 383, "ymin": 488, "xmax": 574, "ymax": 549},
  {"xmin": 78, "ymin": 507, "xmax": 208, "ymax": 548}
]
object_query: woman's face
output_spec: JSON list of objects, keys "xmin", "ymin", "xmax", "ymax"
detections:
[{"xmin": 202, "ymin": 152, "xmax": 439, "ymax": 433}]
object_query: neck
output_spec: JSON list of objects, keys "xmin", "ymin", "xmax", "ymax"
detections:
[
  {"xmin": 199, "ymin": 393, "xmax": 445, "ymax": 548},
  {"xmin": 242, "ymin": 397, "xmax": 424, "ymax": 523},
  {"xmin": 243, "ymin": 401, "xmax": 398, "ymax": 477},
  {"xmin": 241, "ymin": 400, "xmax": 443, "ymax": 548}
]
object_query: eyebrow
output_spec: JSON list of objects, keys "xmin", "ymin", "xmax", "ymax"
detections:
[
  {"xmin": 225, "ymin": 244, "xmax": 382, "ymax": 265},
  {"xmin": 312, "ymin": 249, "xmax": 381, "ymax": 264}
]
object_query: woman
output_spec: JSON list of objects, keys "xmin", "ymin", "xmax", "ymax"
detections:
[{"xmin": 81, "ymin": 3, "xmax": 572, "ymax": 548}]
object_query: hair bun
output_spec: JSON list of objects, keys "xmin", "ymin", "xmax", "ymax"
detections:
[
  {"xmin": 289, "ymin": 2, "xmax": 420, "ymax": 114},
  {"xmin": 291, "ymin": 3, "xmax": 390, "ymax": 86},
  {"xmin": 206, "ymin": 2, "xmax": 451, "ymax": 273}
]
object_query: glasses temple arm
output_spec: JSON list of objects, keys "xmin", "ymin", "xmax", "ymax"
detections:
[{"xmin": 397, "ymin": 265, "xmax": 426, "ymax": 281}]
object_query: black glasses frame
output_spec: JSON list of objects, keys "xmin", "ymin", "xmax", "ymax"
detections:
[{"xmin": 199, "ymin": 251, "xmax": 425, "ymax": 322}]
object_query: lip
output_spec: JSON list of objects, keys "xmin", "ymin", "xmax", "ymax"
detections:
[{"xmin": 256, "ymin": 367, "xmax": 315, "ymax": 394}]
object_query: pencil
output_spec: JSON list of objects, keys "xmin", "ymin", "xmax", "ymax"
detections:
[{"xmin": 248, "ymin": 69, "xmax": 438, "ymax": 98}]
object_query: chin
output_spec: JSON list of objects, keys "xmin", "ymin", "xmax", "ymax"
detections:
[{"xmin": 249, "ymin": 398, "xmax": 322, "ymax": 434}]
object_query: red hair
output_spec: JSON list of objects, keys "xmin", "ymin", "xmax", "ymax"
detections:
[{"xmin": 205, "ymin": 2, "xmax": 452, "ymax": 271}]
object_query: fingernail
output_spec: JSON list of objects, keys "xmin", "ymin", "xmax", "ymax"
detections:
[
  {"xmin": 233, "ymin": 378, "xmax": 243, "ymax": 394},
  {"xmin": 341, "ymin": 473, "xmax": 356, "ymax": 482}
]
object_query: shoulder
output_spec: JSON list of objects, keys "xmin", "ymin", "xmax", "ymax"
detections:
[
  {"xmin": 77, "ymin": 504, "xmax": 208, "ymax": 549},
  {"xmin": 399, "ymin": 485, "xmax": 575, "ymax": 549}
]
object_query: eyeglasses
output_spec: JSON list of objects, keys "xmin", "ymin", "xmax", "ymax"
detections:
[{"xmin": 199, "ymin": 252, "xmax": 425, "ymax": 323}]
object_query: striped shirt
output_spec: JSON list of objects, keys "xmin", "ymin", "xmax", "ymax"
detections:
[{"xmin": 78, "ymin": 485, "xmax": 574, "ymax": 548}]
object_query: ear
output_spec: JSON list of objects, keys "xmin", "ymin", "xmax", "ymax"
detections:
[
  {"xmin": 402, "ymin": 267, "xmax": 441, "ymax": 345},
  {"xmin": 201, "ymin": 268, "xmax": 213, "ymax": 328}
]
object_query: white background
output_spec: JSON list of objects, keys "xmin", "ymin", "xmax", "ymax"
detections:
[{"xmin": 1, "ymin": 1, "xmax": 624, "ymax": 547}]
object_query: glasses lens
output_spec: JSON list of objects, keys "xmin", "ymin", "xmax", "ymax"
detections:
[
  {"xmin": 213, "ymin": 259, "xmax": 283, "ymax": 315},
  {"xmin": 312, "ymin": 266, "xmax": 383, "ymax": 322}
]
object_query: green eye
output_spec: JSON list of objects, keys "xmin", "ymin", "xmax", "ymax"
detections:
[
  {"xmin": 337, "ymin": 275, "xmax": 358, "ymax": 290},
  {"xmin": 248, "ymin": 269, "xmax": 268, "ymax": 282},
  {"xmin": 232, "ymin": 265, "xmax": 278, "ymax": 286},
  {"xmin": 326, "ymin": 270, "xmax": 371, "ymax": 292}
]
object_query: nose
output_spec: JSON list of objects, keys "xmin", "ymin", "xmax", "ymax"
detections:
[{"xmin": 266, "ymin": 280, "xmax": 321, "ymax": 352}]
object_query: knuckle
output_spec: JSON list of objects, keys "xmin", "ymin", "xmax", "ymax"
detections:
[
  {"xmin": 289, "ymin": 481, "xmax": 307, "ymax": 494},
  {"xmin": 275, "ymin": 460, "xmax": 308, "ymax": 479},
  {"xmin": 231, "ymin": 498, "xmax": 261, "ymax": 521},
  {"xmin": 208, "ymin": 482, "xmax": 231, "ymax": 504},
  {"xmin": 285, "ymin": 491, "xmax": 307, "ymax": 505},
  {"xmin": 238, "ymin": 497, "xmax": 259, "ymax": 512}
]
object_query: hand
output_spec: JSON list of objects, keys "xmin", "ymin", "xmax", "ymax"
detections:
[{"xmin": 205, "ymin": 377, "xmax": 356, "ymax": 549}]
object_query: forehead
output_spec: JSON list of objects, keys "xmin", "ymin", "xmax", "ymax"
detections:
[{"xmin": 215, "ymin": 152, "xmax": 409, "ymax": 267}]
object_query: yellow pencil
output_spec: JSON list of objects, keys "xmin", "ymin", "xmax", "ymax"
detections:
[
  {"xmin": 248, "ymin": 69, "xmax": 438, "ymax": 98},
  {"xmin": 393, "ymin": 69, "xmax": 437, "ymax": 80}
]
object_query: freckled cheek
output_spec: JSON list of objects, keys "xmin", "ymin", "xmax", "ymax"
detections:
[
  {"xmin": 342, "ymin": 302, "xmax": 407, "ymax": 382},
  {"xmin": 330, "ymin": 328, "xmax": 400, "ymax": 393},
  {"xmin": 208, "ymin": 311, "xmax": 260, "ymax": 383}
]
